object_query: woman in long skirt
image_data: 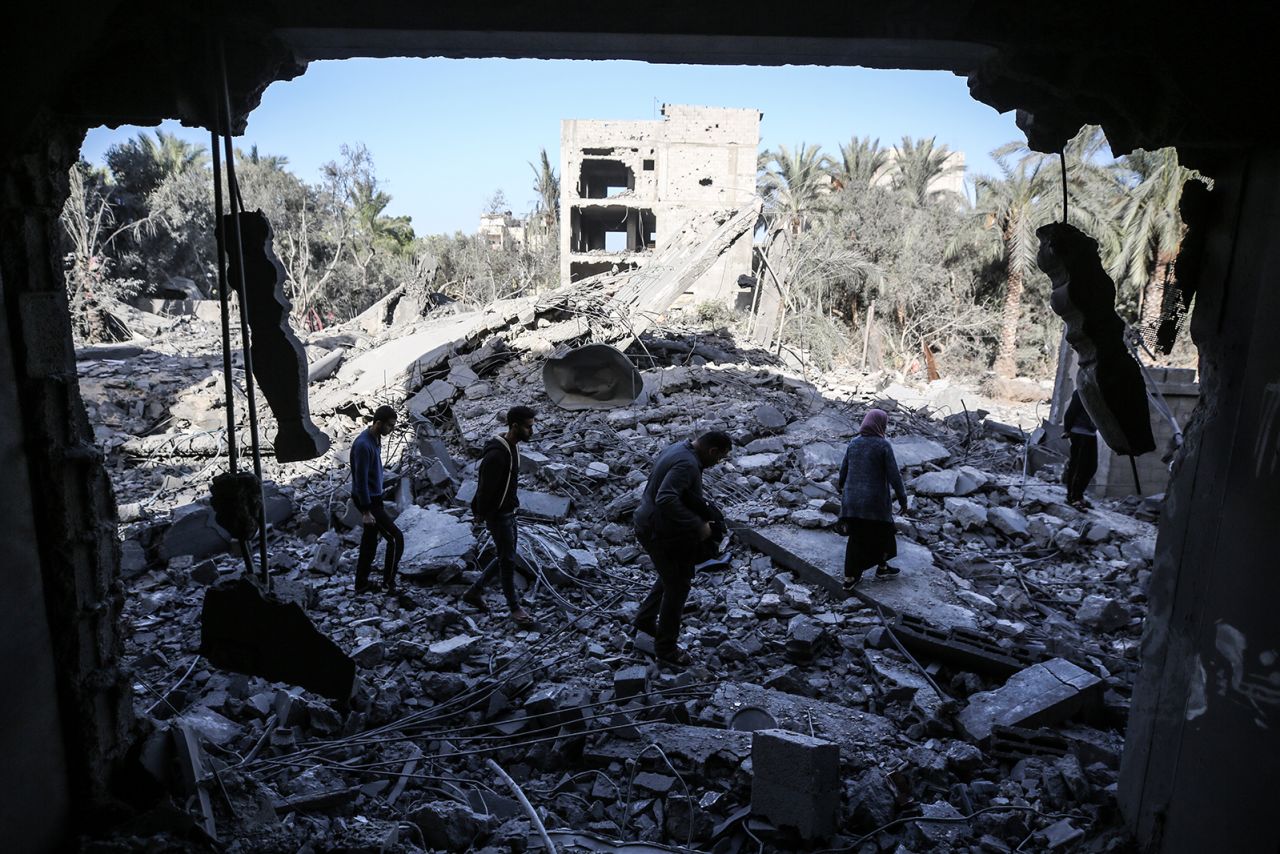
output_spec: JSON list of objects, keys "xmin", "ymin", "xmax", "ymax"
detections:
[{"xmin": 837, "ymin": 409, "xmax": 909, "ymax": 588}]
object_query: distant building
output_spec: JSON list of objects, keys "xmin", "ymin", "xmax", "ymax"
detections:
[
  {"xmin": 478, "ymin": 211, "xmax": 528, "ymax": 251},
  {"xmin": 559, "ymin": 104, "xmax": 761, "ymax": 302}
]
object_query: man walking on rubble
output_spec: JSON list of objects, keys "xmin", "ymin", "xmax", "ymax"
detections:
[
  {"xmin": 463, "ymin": 406, "xmax": 538, "ymax": 627},
  {"xmin": 1062, "ymin": 389, "xmax": 1098, "ymax": 509},
  {"xmin": 352, "ymin": 404, "xmax": 405, "ymax": 594},
  {"xmin": 632, "ymin": 431, "xmax": 733, "ymax": 667}
]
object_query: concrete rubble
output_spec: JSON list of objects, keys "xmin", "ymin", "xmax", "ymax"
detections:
[{"xmin": 80, "ymin": 287, "xmax": 1155, "ymax": 851}]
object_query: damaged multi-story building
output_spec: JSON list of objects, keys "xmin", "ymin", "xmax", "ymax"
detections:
[{"xmin": 560, "ymin": 104, "xmax": 760, "ymax": 303}]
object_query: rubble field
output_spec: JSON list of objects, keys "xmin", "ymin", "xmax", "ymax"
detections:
[{"xmin": 81, "ymin": 292, "xmax": 1159, "ymax": 852}]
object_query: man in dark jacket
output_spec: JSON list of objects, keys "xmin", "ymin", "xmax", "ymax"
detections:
[
  {"xmin": 1062, "ymin": 390, "xmax": 1098, "ymax": 508},
  {"xmin": 463, "ymin": 406, "xmax": 537, "ymax": 626},
  {"xmin": 352, "ymin": 404, "xmax": 405, "ymax": 594},
  {"xmin": 633, "ymin": 431, "xmax": 732, "ymax": 666}
]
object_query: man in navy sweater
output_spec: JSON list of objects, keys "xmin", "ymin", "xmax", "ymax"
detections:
[
  {"xmin": 351, "ymin": 404, "xmax": 405, "ymax": 593},
  {"xmin": 463, "ymin": 405, "xmax": 537, "ymax": 626},
  {"xmin": 632, "ymin": 431, "xmax": 732, "ymax": 667}
]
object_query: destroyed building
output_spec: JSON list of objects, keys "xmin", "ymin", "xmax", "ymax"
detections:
[
  {"xmin": 4, "ymin": 5, "xmax": 1280, "ymax": 854},
  {"xmin": 560, "ymin": 104, "xmax": 760, "ymax": 304}
]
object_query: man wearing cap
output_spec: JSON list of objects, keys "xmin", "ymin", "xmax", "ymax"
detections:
[{"xmin": 351, "ymin": 404, "xmax": 405, "ymax": 593}]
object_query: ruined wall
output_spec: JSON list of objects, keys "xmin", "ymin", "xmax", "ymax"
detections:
[
  {"xmin": 560, "ymin": 104, "xmax": 759, "ymax": 302},
  {"xmin": 0, "ymin": 126, "xmax": 134, "ymax": 841},
  {"xmin": 1118, "ymin": 148, "xmax": 1280, "ymax": 852},
  {"xmin": 0, "ymin": 211, "xmax": 70, "ymax": 853}
]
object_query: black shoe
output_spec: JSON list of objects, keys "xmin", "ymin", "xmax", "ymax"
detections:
[
  {"xmin": 656, "ymin": 647, "xmax": 693, "ymax": 668},
  {"xmin": 462, "ymin": 590, "xmax": 490, "ymax": 612},
  {"xmin": 875, "ymin": 564, "xmax": 901, "ymax": 578},
  {"xmin": 384, "ymin": 581, "xmax": 398, "ymax": 594},
  {"xmin": 842, "ymin": 575, "xmax": 863, "ymax": 593},
  {"xmin": 354, "ymin": 580, "xmax": 380, "ymax": 594}
]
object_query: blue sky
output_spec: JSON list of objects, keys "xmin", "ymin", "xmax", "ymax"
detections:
[{"xmin": 80, "ymin": 58, "xmax": 1025, "ymax": 236}]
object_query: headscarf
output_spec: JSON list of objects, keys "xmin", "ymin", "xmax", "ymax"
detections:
[{"xmin": 859, "ymin": 408, "xmax": 889, "ymax": 438}]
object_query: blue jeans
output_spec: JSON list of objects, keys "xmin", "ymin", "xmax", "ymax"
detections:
[{"xmin": 468, "ymin": 512, "xmax": 535, "ymax": 609}]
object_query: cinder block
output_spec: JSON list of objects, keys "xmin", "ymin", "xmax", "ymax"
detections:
[
  {"xmin": 613, "ymin": 665, "xmax": 649, "ymax": 702},
  {"xmin": 751, "ymin": 778, "xmax": 840, "ymax": 840},
  {"xmin": 751, "ymin": 728, "xmax": 840, "ymax": 794}
]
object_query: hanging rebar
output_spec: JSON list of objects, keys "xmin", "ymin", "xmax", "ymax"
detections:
[{"xmin": 218, "ymin": 39, "xmax": 271, "ymax": 586}]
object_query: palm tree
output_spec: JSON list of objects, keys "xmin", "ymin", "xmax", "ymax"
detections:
[
  {"xmin": 757, "ymin": 143, "xmax": 835, "ymax": 233},
  {"xmin": 888, "ymin": 136, "xmax": 965, "ymax": 207},
  {"xmin": 833, "ymin": 136, "xmax": 890, "ymax": 191},
  {"xmin": 144, "ymin": 130, "xmax": 209, "ymax": 178},
  {"xmin": 1111, "ymin": 148, "xmax": 1209, "ymax": 330},
  {"xmin": 529, "ymin": 148, "xmax": 560, "ymax": 230},
  {"xmin": 953, "ymin": 148, "xmax": 1059, "ymax": 377}
]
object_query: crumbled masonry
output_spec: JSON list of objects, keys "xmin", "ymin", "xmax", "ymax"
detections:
[{"xmin": 83, "ymin": 290, "xmax": 1155, "ymax": 851}]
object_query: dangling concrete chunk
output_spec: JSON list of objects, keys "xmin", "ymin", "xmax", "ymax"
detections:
[{"xmin": 224, "ymin": 211, "xmax": 330, "ymax": 463}]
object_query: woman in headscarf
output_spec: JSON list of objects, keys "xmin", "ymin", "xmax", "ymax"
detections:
[{"xmin": 836, "ymin": 408, "xmax": 909, "ymax": 588}]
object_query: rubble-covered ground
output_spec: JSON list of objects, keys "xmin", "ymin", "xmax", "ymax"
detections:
[{"xmin": 80, "ymin": 295, "xmax": 1159, "ymax": 852}]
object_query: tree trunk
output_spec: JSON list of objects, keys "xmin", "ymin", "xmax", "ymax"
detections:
[
  {"xmin": 1142, "ymin": 253, "xmax": 1176, "ymax": 332},
  {"xmin": 994, "ymin": 245, "xmax": 1024, "ymax": 378}
]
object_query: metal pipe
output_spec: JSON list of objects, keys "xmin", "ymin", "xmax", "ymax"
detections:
[
  {"xmin": 209, "ymin": 128, "xmax": 238, "ymax": 471},
  {"xmin": 219, "ymin": 41, "xmax": 271, "ymax": 585}
]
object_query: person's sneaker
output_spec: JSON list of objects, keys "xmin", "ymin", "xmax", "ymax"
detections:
[
  {"xmin": 462, "ymin": 590, "xmax": 490, "ymax": 612},
  {"xmin": 383, "ymin": 580, "xmax": 398, "ymax": 594},
  {"xmin": 875, "ymin": 564, "xmax": 901, "ymax": 578},
  {"xmin": 354, "ymin": 580, "xmax": 380, "ymax": 594},
  {"xmin": 656, "ymin": 646, "xmax": 693, "ymax": 668},
  {"xmin": 511, "ymin": 609, "xmax": 536, "ymax": 627},
  {"xmin": 842, "ymin": 574, "xmax": 863, "ymax": 593}
]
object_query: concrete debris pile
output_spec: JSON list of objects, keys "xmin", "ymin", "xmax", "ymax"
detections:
[{"xmin": 80, "ymin": 296, "xmax": 1154, "ymax": 851}]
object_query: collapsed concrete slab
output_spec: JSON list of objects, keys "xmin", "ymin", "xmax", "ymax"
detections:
[
  {"xmin": 454, "ymin": 480, "xmax": 573, "ymax": 522},
  {"xmin": 711, "ymin": 683, "xmax": 894, "ymax": 763},
  {"xmin": 395, "ymin": 506, "xmax": 474, "ymax": 576},
  {"xmin": 584, "ymin": 723, "xmax": 751, "ymax": 779},
  {"xmin": 958, "ymin": 657, "xmax": 1104, "ymax": 742},
  {"xmin": 734, "ymin": 525, "xmax": 979, "ymax": 630}
]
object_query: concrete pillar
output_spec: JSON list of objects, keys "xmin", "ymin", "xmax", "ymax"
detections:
[
  {"xmin": 0, "ymin": 125, "xmax": 133, "ymax": 842},
  {"xmin": 1119, "ymin": 148, "xmax": 1280, "ymax": 852}
]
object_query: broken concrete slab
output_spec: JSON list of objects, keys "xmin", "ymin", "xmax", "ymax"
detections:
[
  {"xmin": 200, "ymin": 577, "xmax": 356, "ymax": 702},
  {"xmin": 584, "ymin": 723, "xmax": 751, "ymax": 778},
  {"xmin": 395, "ymin": 505, "xmax": 474, "ymax": 575},
  {"xmin": 800, "ymin": 441, "xmax": 844, "ymax": 469},
  {"xmin": 890, "ymin": 614, "xmax": 1039, "ymax": 677},
  {"xmin": 863, "ymin": 649, "xmax": 943, "ymax": 717},
  {"xmin": 957, "ymin": 658, "xmax": 1104, "ymax": 742},
  {"xmin": 944, "ymin": 497, "xmax": 988, "ymax": 530},
  {"xmin": 890, "ymin": 435, "xmax": 950, "ymax": 468},
  {"xmin": 711, "ymin": 683, "xmax": 894, "ymax": 762},
  {"xmin": 1075, "ymin": 595, "xmax": 1128, "ymax": 632},
  {"xmin": 734, "ymin": 524, "xmax": 978, "ymax": 630},
  {"xmin": 454, "ymin": 480, "xmax": 573, "ymax": 522},
  {"xmin": 159, "ymin": 502, "xmax": 232, "ymax": 561},
  {"xmin": 988, "ymin": 505, "xmax": 1030, "ymax": 537},
  {"xmin": 406, "ymin": 379, "xmax": 456, "ymax": 421}
]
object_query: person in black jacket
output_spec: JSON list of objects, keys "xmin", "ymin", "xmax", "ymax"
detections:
[
  {"xmin": 463, "ymin": 406, "xmax": 537, "ymax": 626},
  {"xmin": 632, "ymin": 431, "xmax": 732, "ymax": 667},
  {"xmin": 1062, "ymin": 390, "xmax": 1098, "ymax": 508}
]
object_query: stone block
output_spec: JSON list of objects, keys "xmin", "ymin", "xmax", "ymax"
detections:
[
  {"xmin": 944, "ymin": 497, "xmax": 988, "ymax": 530},
  {"xmin": 1075, "ymin": 595, "xmax": 1128, "ymax": 631},
  {"xmin": 989, "ymin": 506, "xmax": 1030, "ymax": 537},
  {"xmin": 751, "ymin": 729, "xmax": 840, "ymax": 839},
  {"xmin": 396, "ymin": 505, "xmax": 474, "ymax": 575},
  {"xmin": 957, "ymin": 658, "xmax": 1103, "ymax": 742},
  {"xmin": 614, "ymin": 665, "xmax": 649, "ymax": 701}
]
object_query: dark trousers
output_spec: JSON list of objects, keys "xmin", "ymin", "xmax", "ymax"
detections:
[
  {"xmin": 1065, "ymin": 434, "xmax": 1099, "ymax": 502},
  {"xmin": 467, "ymin": 512, "xmax": 534, "ymax": 609},
  {"xmin": 356, "ymin": 501, "xmax": 404, "ymax": 587},
  {"xmin": 635, "ymin": 535, "xmax": 696, "ymax": 655}
]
